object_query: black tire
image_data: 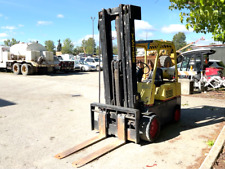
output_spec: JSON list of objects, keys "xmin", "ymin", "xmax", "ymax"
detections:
[
  {"xmin": 177, "ymin": 54, "xmax": 183, "ymax": 63},
  {"xmin": 96, "ymin": 65, "xmax": 100, "ymax": 71},
  {"xmin": 159, "ymin": 56, "xmax": 172, "ymax": 67},
  {"xmin": 28, "ymin": 65, "xmax": 34, "ymax": 75},
  {"xmin": 12, "ymin": 63, "xmax": 20, "ymax": 75},
  {"xmin": 21, "ymin": 63, "xmax": 29, "ymax": 75},
  {"xmin": 139, "ymin": 115, "xmax": 160, "ymax": 142},
  {"xmin": 81, "ymin": 67, "xmax": 85, "ymax": 72},
  {"xmin": 173, "ymin": 106, "xmax": 181, "ymax": 122}
]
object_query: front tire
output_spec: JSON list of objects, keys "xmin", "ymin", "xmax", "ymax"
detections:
[
  {"xmin": 139, "ymin": 115, "xmax": 160, "ymax": 142},
  {"xmin": 96, "ymin": 65, "xmax": 100, "ymax": 71},
  {"xmin": 81, "ymin": 67, "xmax": 85, "ymax": 72}
]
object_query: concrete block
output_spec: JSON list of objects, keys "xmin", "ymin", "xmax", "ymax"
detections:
[{"xmin": 179, "ymin": 79, "xmax": 194, "ymax": 95}]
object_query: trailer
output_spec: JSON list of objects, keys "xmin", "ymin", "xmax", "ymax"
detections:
[{"xmin": 0, "ymin": 42, "xmax": 56, "ymax": 75}]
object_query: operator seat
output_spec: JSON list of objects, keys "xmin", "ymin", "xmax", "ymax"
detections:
[{"xmin": 148, "ymin": 68, "xmax": 164, "ymax": 87}]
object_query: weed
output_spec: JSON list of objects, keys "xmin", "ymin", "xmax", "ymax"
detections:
[
  {"xmin": 207, "ymin": 140, "xmax": 215, "ymax": 147},
  {"xmin": 182, "ymin": 102, "xmax": 189, "ymax": 106}
]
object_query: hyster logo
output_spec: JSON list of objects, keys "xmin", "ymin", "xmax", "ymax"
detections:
[{"xmin": 131, "ymin": 33, "xmax": 135, "ymax": 63}]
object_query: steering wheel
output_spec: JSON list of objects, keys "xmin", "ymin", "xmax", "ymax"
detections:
[{"xmin": 136, "ymin": 62, "xmax": 151, "ymax": 74}]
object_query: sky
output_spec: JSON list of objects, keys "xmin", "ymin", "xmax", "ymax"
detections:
[{"xmin": 0, "ymin": 0, "xmax": 221, "ymax": 48}]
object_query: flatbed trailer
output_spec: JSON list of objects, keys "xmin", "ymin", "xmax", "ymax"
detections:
[{"xmin": 0, "ymin": 43, "xmax": 56, "ymax": 75}]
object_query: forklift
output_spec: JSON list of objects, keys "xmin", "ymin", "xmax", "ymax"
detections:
[{"xmin": 55, "ymin": 4, "xmax": 181, "ymax": 168}]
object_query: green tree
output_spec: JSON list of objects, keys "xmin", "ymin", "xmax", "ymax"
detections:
[
  {"xmin": 82, "ymin": 38, "xmax": 96, "ymax": 54},
  {"xmin": 172, "ymin": 32, "xmax": 187, "ymax": 50},
  {"xmin": 61, "ymin": 38, "xmax": 74, "ymax": 54},
  {"xmin": 169, "ymin": 0, "xmax": 225, "ymax": 43},
  {"xmin": 4, "ymin": 38, "xmax": 19, "ymax": 46},
  {"xmin": 73, "ymin": 46, "xmax": 83, "ymax": 55},
  {"xmin": 113, "ymin": 45, "xmax": 118, "ymax": 55},
  {"xmin": 45, "ymin": 40, "xmax": 55, "ymax": 52},
  {"xmin": 95, "ymin": 46, "xmax": 101, "ymax": 55}
]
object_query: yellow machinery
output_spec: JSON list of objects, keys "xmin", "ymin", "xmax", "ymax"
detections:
[
  {"xmin": 136, "ymin": 40, "xmax": 180, "ymax": 105},
  {"xmin": 55, "ymin": 5, "xmax": 181, "ymax": 168}
]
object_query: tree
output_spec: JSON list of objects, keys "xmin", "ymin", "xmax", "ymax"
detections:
[
  {"xmin": 95, "ymin": 46, "xmax": 101, "ymax": 55},
  {"xmin": 73, "ymin": 46, "xmax": 83, "ymax": 55},
  {"xmin": 169, "ymin": 0, "xmax": 225, "ymax": 43},
  {"xmin": 82, "ymin": 38, "xmax": 96, "ymax": 54},
  {"xmin": 4, "ymin": 38, "xmax": 19, "ymax": 46},
  {"xmin": 45, "ymin": 40, "xmax": 55, "ymax": 52},
  {"xmin": 61, "ymin": 38, "xmax": 74, "ymax": 54},
  {"xmin": 172, "ymin": 32, "xmax": 187, "ymax": 50},
  {"xmin": 113, "ymin": 44, "xmax": 118, "ymax": 55}
]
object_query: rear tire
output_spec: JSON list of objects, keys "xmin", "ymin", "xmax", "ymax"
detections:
[
  {"xmin": 28, "ymin": 65, "xmax": 34, "ymax": 75},
  {"xmin": 173, "ymin": 106, "xmax": 181, "ymax": 122},
  {"xmin": 21, "ymin": 63, "xmax": 29, "ymax": 75},
  {"xmin": 12, "ymin": 63, "xmax": 20, "ymax": 75},
  {"xmin": 139, "ymin": 115, "xmax": 160, "ymax": 142}
]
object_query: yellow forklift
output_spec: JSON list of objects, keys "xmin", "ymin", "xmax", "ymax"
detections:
[{"xmin": 55, "ymin": 4, "xmax": 181, "ymax": 168}]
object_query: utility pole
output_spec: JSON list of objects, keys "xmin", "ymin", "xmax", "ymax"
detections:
[{"xmin": 91, "ymin": 17, "xmax": 95, "ymax": 55}]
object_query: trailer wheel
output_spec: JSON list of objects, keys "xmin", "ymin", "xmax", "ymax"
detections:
[
  {"xmin": 139, "ymin": 115, "xmax": 160, "ymax": 142},
  {"xmin": 173, "ymin": 106, "xmax": 181, "ymax": 122},
  {"xmin": 12, "ymin": 63, "xmax": 20, "ymax": 75},
  {"xmin": 21, "ymin": 63, "xmax": 28, "ymax": 75},
  {"xmin": 28, "ymin": 65, "xmax": 34, "ymax": 75}
]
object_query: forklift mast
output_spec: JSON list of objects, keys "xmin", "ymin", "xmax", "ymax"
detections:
[{"xmin": 98, "ymin": 4, "xmax": 141, "ymax": 108}]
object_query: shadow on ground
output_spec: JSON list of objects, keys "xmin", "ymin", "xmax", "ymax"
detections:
[
  {"xmin": 155, "ymin": 105, "xmax": 225, "ymax": 143},
  {"xmin": 0, "ymin": 69, "xmax": 92, "ymax": 76},
  {"xmin": 48, "ymin": 71, "xmax": 89, "ymax": 76},
  {"xmin": 0, "ymin": 98, "xmax": 16, "ymax": 107}
]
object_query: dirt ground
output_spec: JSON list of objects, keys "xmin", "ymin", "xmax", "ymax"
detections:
[
  {"xmin": 191, "ymin": 88, "xmax": 225, "ymax": 100},
  {"xmin": 213, "ymin": 145, "xmax": 225, "ymax": 169},
  {"xmin": 0, "ymin": 71, "xmax": 224, "ymax": 169}
]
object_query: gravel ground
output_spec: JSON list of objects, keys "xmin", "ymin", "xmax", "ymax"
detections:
[
  {"xmin": 0, "ymin": 71, "xmax": 224, "ymax": 169},
  {"xmin": 213, "ymin": 144, "xmax": 225, "ymax": 169}
]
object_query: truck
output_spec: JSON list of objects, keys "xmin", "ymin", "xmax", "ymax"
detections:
[
  {"xmin": 0, "ymin": 42, "xmax": 56, "ymax": 75},
  {"xmin": 57, "ymin": 54, "xmax": 75, "ymax": 72},
  {"xmin": 80, "ymin": 57, "xmax": 103, "ymax": 70}
]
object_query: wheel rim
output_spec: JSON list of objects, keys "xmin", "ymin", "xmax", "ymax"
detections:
[
  {"xmin": 174, "ymin": 109, "xmax": 181, "ymax": 122},
  {"xmin": 150, "ymin": 118, "xmax": 158, "ymax": 139},
  {"xmin": 14, "ymin": 65, "xmax": 18, "ymax": 72},
  {"xmin": 22, "ymin": 65, "xmax": 26, "ymax": 73}
]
